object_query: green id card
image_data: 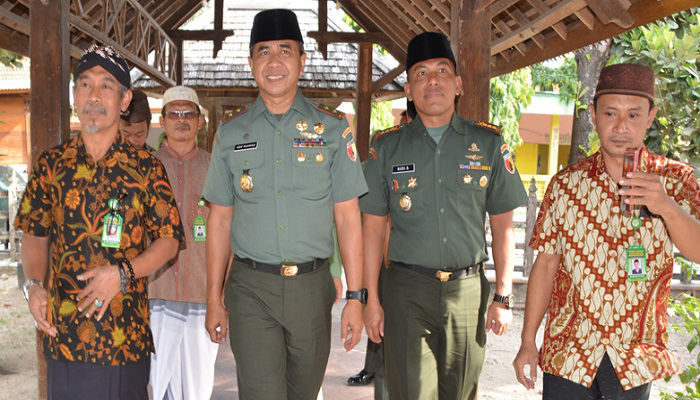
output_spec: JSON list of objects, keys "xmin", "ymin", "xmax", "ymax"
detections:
[
  {"xmin": 626, "ymin": 245, "xmax": 647, "ymax": 282},
  {"xmin": 194, "ymin": 217, "xmax": 206, "ymax": 242},
  {"xmin": 102, "ymin": 214, "xmax": 123, "ymax": 248}
]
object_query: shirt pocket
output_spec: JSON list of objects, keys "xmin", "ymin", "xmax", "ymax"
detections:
[
  {"xmin": 387, "ymin": 174, "xmax": 423, "ymax": 226},
  {"xmin": 227, "ymin": 150, "xmax": 265, "ymax": 200},
  {"xmin": 292, "ymin": 148, "xmax": 331, "ymax": 200}
]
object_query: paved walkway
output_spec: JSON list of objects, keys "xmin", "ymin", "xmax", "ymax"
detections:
[{"xmin": 211, "ymin": 300, "xmax": 374, "ymax": 400}]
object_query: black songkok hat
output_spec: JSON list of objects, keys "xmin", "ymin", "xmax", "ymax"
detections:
[
  {"xmin": 121, "ymin": 90, "xmax": 151, "ymax": 124},
  {"xmin": 594, "ymin": 63, "xmax": 655, "ymax": 102},
  {"xmin": 250, "ymin": 9, "xmax": 304, "ymax": 49},
  {"xmin": 406, "ymin": 32, "xmax": 456, "ymax": 73},
  {"xmin": 74, "ymin": 45, "xmax": 131, "ymax": 89}
]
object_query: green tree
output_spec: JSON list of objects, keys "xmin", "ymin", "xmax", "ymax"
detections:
[
  {"xmin": 489, "ymin": 67, "xmax": 534, "ymax": 149},
  {"xmin": 612, "ymin": 8, "xmax": 700, "ymax": 166},
  {"xmin": 0, "ymin": 49, "xmax": 22, "ymax": 68}
]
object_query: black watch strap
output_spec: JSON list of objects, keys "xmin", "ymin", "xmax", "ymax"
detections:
[
  {"xmin": 346, "ymin": 288, "xmax": 368, "ymax": 305},
  {"xmin": 493, "ymin": 293, "xmax": 515, "ymax": 310}
]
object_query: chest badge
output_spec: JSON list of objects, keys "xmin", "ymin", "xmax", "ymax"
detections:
[
  {"xmin": 296, "ymin": 120, "xmax": 308, "ymax": 131},
  {"xmin": 314, "ymin": 123, "xmax": 325, "ymax": 134},
  {"xmin": 408, "ymin": 177, "xmax": 418, "ymax": 189},
  {"xmin": 479, "ymin": 175, "xmax": 488, "ymax": 187},
  {"xmin": 465, "ymin": 154, "xmax": 484, "ymax": 161},
  {"xmin": 463, "ymin": 174, "xmax": 473, "ymax": 185},
  {"xmin": 399, "ymin": 193, "xmax": 412, "ymax": 211},
  {"xmin": 469, "ymin": 143, "xmax": 480, "ymax": 152},
  {"xmin": 297, "ymin": 152, "xmax": 306, "ymax": 162},
  {"xmin": 315, "ymin": 152, "xmax": 324, "ymax": 163},
  {"xmin": 240, "ymin": 169, "xmax": 254, "ymax": 192}
]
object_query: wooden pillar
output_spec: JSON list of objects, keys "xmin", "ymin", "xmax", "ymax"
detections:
[
  {"xmin": 454, "ymin": 1, "xmax": 491, "ymax": 121},
  {"xmin": 548, "ymin": 115, "xmax": 560, "ymax": 176},
  {"xmin": 30, "ymin": 2, "xmax": 71, "ymax": 397},
  {"xmin": 355, "ymin": 43, "xmax": 372, "ymax": 161},
  {"xmin": 30, "ymin": 0, "xmax": 70, "ymax": 163},
  {"xmin": 318, "ymin": 0, "xmax": 328, "ymax": 59},
  {"xmin": 175, "ymin": 38, "xmax": 184, "ymax": 85}
]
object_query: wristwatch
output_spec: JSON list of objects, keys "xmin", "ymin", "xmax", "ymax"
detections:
[
  {"xmin": 346, "ymin": 288, "xmax": 368, "ymax": 305},
  {"xmin": 22, "ymin": 279, "xmax": 43, "ymax": 302},
  {"xmin": 493, "ymin": 293, "xmax": 515, "ymax": 310}
]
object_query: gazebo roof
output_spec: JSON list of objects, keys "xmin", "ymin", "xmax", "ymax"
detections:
[{"xmin": 133, "ymin": 1, "xmax": 406, "ymax": 106}]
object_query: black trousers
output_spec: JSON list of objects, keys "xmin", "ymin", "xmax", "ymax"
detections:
[
  {"xmin": 46, "ymin": 358, "xmax": 150, "ymax": 400},
  {"xmin": 543, "ymin": 353, "xmax": 651, "ymax": 400}
]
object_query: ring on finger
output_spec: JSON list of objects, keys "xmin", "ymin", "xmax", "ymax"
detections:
[{"xmin": 95, "ymin": 299, "xmax": 104, "ymax": 308}]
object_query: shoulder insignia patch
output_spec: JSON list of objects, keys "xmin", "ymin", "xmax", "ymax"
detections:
[
  {"xmin": 221, "ymin": 105, "xmax": 249, "ymax": 124},
  {"xmin": 370, "ymin": 125, "xmax": 401, "ymax": 146},
  {"xmin": 315, "ymin": 103, "xmax": 345, "ymax": 119},
  {"xmin": 474, "ymin": 120, "xmax": 502, "ymax": 135}
]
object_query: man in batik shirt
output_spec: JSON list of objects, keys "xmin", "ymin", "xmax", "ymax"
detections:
[
  {"xmin": 15, "ymin": 45, "xmax": 184, "ymax": 400},
  {"xmin": 514, "ymin": 64, "xmax": 700, "ymax": 399}
]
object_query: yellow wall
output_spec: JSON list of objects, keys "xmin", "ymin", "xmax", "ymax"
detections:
[{"xmin": 514, "ymin": 142, "xmax": 538, "ymax": 175}]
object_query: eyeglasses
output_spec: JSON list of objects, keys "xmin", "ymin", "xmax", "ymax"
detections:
[{"xmin": 165, "ymin": 110, "xmax": 199, "ymax": 120}]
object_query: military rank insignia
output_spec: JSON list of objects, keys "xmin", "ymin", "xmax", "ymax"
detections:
[
  {"xmin": 501, "ymin": 144, "xmax": 515, "ymax": 174},
  {"xmin": 475, "ymin": 121, "xmax": 502, "ymax": 135}
]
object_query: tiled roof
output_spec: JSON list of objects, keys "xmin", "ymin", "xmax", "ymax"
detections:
[
  {"xmin": 134, "ymin": 0, "xmax": 405, "ymax": 92},
  {"xmin": 0, "ymin": 58, "xmax": 30, "ymax": 92}
]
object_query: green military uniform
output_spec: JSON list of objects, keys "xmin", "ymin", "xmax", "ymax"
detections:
[
  {"xmin": 203, "ymin": 89, "xmax": 366, "ymax": 399},
  {"xmin": 360, "ymin": 113, "xmax": 527, "ymax": 399}
]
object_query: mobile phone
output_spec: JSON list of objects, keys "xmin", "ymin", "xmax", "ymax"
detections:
[{"xmin": 621, "ymin": 147, "xmax": 639, "ymax": 212}]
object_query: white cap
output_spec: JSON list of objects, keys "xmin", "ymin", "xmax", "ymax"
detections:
[{"xmin": 163, "ymin": 86, "xmax": 200, "ymax": 107}]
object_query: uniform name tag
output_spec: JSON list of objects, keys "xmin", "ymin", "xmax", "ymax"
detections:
[
  {"xmin": 234, "ymin": 142, "xmax": 258, "ymax": 152},
  {"xmin": 392, "ymin": 164, "xmax": 415, "ymax": 174}
]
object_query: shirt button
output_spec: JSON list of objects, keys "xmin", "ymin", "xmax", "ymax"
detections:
[
  {"xmin": 276, "ymin": 158, "xmax": 282, "ymax": 164},
  {"xmin": 440, "ymin": 208, "xmax": 444, "ymax": 214},
  {"xmin": 277, "ymin": 189, "xmax": 283, "ymax": 196},
  {"xmin": 178, "ymin": 161, "xmax": 182, "ymax": 165},
  {"xmin": 174, "ymin": 272, "xmax": 178, "ymax": 277},
  {"xmin": 177, "ymin": 202, "xmax": 182, "ymax": 207},
  {"xmin": 437, "ymin": 178, "xmax": 442, "ymax": 184},
  {"xmin": 244, "ymin": 160, "xmax": 249, "ymax": 166},
  {"xmin": 178, "ymin": 180, "xmax": 183, "ymax": 185},
  {"xmin": 279, "ymin": 224, "xmax": 285, "ymax": 231},
  {"xmin": 436, "ymin": 149, "xmax": 441, "ymax": 155},
  {"xmin": 442, "ymin": 237, "xmax": 447, "ymax": 243},
  {"xmin": 276, "ymin": 130, "xmax": 282, "ymax": 135}
]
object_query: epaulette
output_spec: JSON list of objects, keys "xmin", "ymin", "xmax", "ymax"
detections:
[
  {"xmin": 221, "ymin": 105, "xmax": 249, "ymax": 124},
  {"xmin": 371, "ymin": 125, "xmax": 401, "ymax": 146},
  {"xmin": 315, "ymin": 103, "xmax": 345, "ymax": 119},
  {"xmin": 473, "ymin": 120, "xmax": 502, "ymax": 135}
]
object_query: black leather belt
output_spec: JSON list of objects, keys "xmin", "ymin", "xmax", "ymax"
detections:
[
  {"xmin": 236, "ymin": 256, "xmax": 328, "ymax": 277},
  {"xmin": 392, "ymin": 261, "xmax": 482, "ymax": 282}
]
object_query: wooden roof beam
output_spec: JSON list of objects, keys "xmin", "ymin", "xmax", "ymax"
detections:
[
  {"xmin": 167, "ymin": 29, "xmax": 235, "ymax": 41},
  {"xmin": 371, "ymin": 65, "xmax": 405, "ymax": 93},
  {"xmin": 366, "ymin": 0, "xmax": 415, "ymax": 45},
  {"xmin": 0, "ymin": 23, "xmax": 29, "ymax": 57},
  {"xmin": 526, "ymin": 0, "xmax": 570, "ymax": 40},
  {"xmin": 587, "ymin": 0, "xmax": 634, "ymax": 29},
  {"xmin": 506, "ymin": 7, "xmax": 545, "ymax": 49},
  {"xmin": 575, "ymin": 7, "xmax": 597, "ymax": 30},
  {"xmin": 393, "ymin": 0, "xmax": 447, "ymax": 34},
  {"xmin": 307, "ymin": 31, "xmax": 391, "ymax": 44},
  {"xmin": 494, "ymin": 20, "xmax": 528, "ymax": 55},
  {"xmin": 0, "ymin": 7, "xmax": 82, "ymax": 58},
  {"xmin": 336, "ymin": 0, "xmax": 407, "ymax": 60},
  {"xmin": 491, "ymin": 0, "xmax": 586, "ymax": 55},
  {"xmin": 489, "ymin": 0, "xmax": 521, "ymax": 16},
  {"xmin": 490, "ymin": 0, "xmax": 699, "ymax": 77},
  {"xmin": 317, "ymin": 0, "xmax": 328, "ymax": 59},
  {"xmin": 411, "ymin": 0, "xmax": 451, "ymax": 34}
]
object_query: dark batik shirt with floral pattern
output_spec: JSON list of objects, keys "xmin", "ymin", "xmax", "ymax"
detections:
[{"xmin": 14, "ymin": 133, "xmax": 185, "ymax": 366}]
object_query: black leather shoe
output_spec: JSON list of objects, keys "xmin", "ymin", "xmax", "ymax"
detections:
[{"xmin": 347, "ymin": 369, "xmax": 375, "ymax": 386}]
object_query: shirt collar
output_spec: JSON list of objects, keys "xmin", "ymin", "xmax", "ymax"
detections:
[
  {"xmin": 587, "ymin": 150, "xmax": 608, "ymax": 179},
  {"xmin": 71, "ymin": 132, "xmax": 127, "ymax": 165},
  {"xmin": 249, "ymin": 89, "xmax": 312, "ymax": 122},
  {"xmin": 406, "ymin": 112, "xmax": 462, "ymax": 142},
  {"xmin": 165, "ymin": 144, "xmax": 199, "ymax": 161}
]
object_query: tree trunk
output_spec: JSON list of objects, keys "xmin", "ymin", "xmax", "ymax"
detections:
[{"xmin": 568, "ymin": 39, "xmax": 612, "ymax": 165}]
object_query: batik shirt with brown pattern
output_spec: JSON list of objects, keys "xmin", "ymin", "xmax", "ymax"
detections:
[
  {"xmin": 530, "ymin": 150, "xmax": 700, "ymax": 389},
  {"xmin": 15, "ymin": 133, "xmax": 185, "ymax": 366}
]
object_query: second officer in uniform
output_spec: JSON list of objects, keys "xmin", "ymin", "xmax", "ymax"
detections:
[
  {"xmin": 203, "ymin": 9, "xmax": 367, "ymax": 400},
  {"xmin": 360, "ymin": 32, "xmax": 528, "ymax": 399}
]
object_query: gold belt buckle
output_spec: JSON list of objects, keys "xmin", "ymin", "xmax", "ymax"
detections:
[
  {"xmin": 435, "ymin": 270, "xmax": 452, "ymax": 282},
  {"xmin": 280, "ymin": 264, "xmax": 299, "ymax": 277}
]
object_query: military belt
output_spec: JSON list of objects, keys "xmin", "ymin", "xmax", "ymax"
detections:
[
  {"xmin": 392, "ymin": 261, "xmax": 482, "ymax": 282},
  {"xmin": 236, "ymin": 256, "xmax": 328, "ymax": 277}
]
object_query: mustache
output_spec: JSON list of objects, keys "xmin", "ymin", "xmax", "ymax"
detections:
[
  {"xmin": 81, "ymin": 103, "xmax": 108, "ymax": 115},
  {"xmin": 174, "ymin": 122, "xmax": 191, "ymax": 131}
]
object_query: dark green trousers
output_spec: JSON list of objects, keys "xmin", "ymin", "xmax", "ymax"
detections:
[
  {"xmin": 383, "ymin": 265, "xmax": 490, "ymax": 400},
  {"xmin": 225, "ymin": 258, "xmax": 336, "ymax": 400}
]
